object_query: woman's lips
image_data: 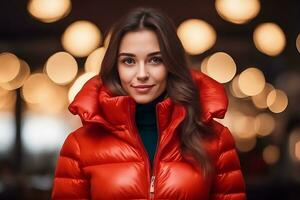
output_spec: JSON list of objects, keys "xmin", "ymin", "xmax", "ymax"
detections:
[
  {"xmin": 132, "ymin": 85, "xmax": 155, "ymax": 93},
  {"xmin": 133, "ymin": 84, "xmax": 154, "ymax": 88}
]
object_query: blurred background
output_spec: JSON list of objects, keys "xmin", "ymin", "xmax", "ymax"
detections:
[{"xmin": 0, "ymin": 0, "xmax": 300, "ymax": 199}]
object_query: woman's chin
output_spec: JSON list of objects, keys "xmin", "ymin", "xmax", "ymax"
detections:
[{"xmin": 131, "ymin": 95, "xmax": 153, "ymax": 104}]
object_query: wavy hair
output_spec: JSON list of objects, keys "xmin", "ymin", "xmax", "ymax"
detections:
[{"xmin": 100, "ymin": 7, "xmax": 212, "ymax": 176}]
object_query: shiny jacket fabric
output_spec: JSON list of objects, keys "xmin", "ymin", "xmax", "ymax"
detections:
[{"xmin": 52, "ymin": 69, "xmax": 246, "ymax": 200}]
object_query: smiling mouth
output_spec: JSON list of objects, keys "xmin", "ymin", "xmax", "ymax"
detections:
[
  {"xmin": 132, "ymin": 85, "xmax": 155, "ymax": 88},
  {"xmin": 131, "ymin": 84, "xmax": 155, "ymax": 93}
]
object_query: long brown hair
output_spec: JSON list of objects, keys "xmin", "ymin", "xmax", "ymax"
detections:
[{"xmin": 100, "ymin": 7, "xmax": 212, "ymax": 176}]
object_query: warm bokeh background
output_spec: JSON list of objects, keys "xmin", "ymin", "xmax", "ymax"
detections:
[{"xmin": 1, "ymin": 0, "xmax": 300, "ymax": 199}]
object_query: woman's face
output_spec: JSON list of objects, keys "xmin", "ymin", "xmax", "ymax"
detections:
[{"xmin": 117, "ymin": 29, "xmax": 168, "ymax": 104}]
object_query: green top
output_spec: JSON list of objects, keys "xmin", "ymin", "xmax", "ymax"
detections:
[{"xmin": 135, "ymin": 91, "xmax": 167, "ymax": 166}]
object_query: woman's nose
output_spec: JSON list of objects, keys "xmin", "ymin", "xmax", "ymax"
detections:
[{"xmin": 136, "ymin": 63, "xmax": 149, "ymax": 81}]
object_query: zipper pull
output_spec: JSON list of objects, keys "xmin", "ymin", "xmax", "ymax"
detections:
[{"xmin": 150, "ymin": 175, "xmax": 155, "ymax": 194}]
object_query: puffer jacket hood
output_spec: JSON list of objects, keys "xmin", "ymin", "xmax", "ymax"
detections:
[
  {"xmin": 68, "ymin": 69, "xmax": 228, "ymax": 127},
  {"xmin": 52, "ymin": 69, "xmax": 246, "ymax": 200}
]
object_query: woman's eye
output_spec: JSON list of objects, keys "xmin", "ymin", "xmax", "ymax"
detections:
[
  {"xmin": 122, "ymin": 57, "xmax": 135, "ymax": 65},
  {"xmin": 149, "ymin": 56, "xmax": 163, "ymax": 64}
]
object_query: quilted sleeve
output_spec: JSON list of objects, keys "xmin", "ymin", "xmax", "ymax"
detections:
[
  {"xmin": 51, "ymin": 133, "xmax": 90, "ymax": 200},
  {"xmin": 210, "ymin": 126, "xmax": 246, "ymax": 200}
]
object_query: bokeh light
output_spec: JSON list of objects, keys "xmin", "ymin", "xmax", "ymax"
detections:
[
  {"xmin": 200, "ymin": 56, "xmax": 210, "ymax": 75},
  {"xmin": 251, "ymin": 83, "xmax": 274, "ymax": 109},
  {"xmin": 267, "ymin": 89, "xmax": 288, "ymax": 113},
  {"xmin": 253, "ymin": 23, "xmax": 286, "ymax": 56},
  {"xmin": 27, "ymin": 0, "xmax": 71, "ymax": 23},
  {"xmin": 177, "ymin": 19, "xmax": 216, "ymax": 55},
  {"xmin": 22, "ymin": 73, "xmax": 68, "ymax": 114},
  {"xmin": 295, "ymin": 141, "xmax": 300, "ymax": 161},
  {"xmin": 45, "ymin": 51, "xmax": 78, "ymax": 85},
  {"xmin": 25, "ymin": 84, "xmax": 68, "ymax": 114},
  {"xmin": 22, "ymin": 73, "xmax": 51, "ymax": 104},
  {"xmin": 0, "ymin": 52, "xmax": 20, "ymax": 83},
  {"xmin": 206, "ymin": 52, "xmax": 236, "ymax": 83},
  {"xmin": 263, "ymin": 145, "xmax": 280, "ymax": 165},
  {"xmin": 231, "ymin": 112, "xmax": 256, "ymax": 139},
  {"xmin": 215, "ymin": 0, "xmax": 260, "ymax": 24},
  {"xmin": 62, "ymin": 20, "xmax": 102, "ymax": 57},
  {"xmin": 238, "ymin": 67, "xmax": 265, "ymax": 96},
  {"xmin": 0, "ymin": 90, "xmax": 16, "ymax": 111},
  {"xmin": 85, "ymin": 47, "xmax": 106, "ymax": 74},
  {"xmin": 289, "ymin": 129, "xmax": 300, "ymax": 161},
  {"xmin": 235, "ymin": 136, "xmax": 257, "ymax": 152},
  {"xmin": 254, "ymin": 113, "xmax": 275, "ymax": 137},
  {"xmin": 0, "ymin": 59, "xmax": 30, "ymax": 90},
  {"xmin": 0, "ymin": 87, "xmax": 9, "ymax": 98},
  {"xmin": 68, "ymin": 72, "xmax": 98, "ymax": 103},
  {"xmin": 229, "ymin": 75, "xmax": 248, "ymax": 98},
  {"xmin": 296, "ymin": 33, "xmax": 300, "ymax": 54}
]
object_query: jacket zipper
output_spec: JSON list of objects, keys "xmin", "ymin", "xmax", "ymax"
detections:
[
  {"xmin": 150, "ymin": 103, "xmax": 184, "ymax": 199},
  {"xmin": 149, "ymin": 104, "xmax": 162, "ymax": 200},
  {"xmin": 150, "ymin": 175, "xmax": 155, "ymax": 199},
  {"xmin": 128, "ymin": 101, "xmax": 152, "ymax": 199},
  {"xmin": 128, "ymin": 99, "xmax": 162, "ymax": 200}
]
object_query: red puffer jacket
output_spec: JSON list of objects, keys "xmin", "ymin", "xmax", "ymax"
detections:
[{"xmin": 52, "ymin": 69, "xmax": 246, "ymax": 200}]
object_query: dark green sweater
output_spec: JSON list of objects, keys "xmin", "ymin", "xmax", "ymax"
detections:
[{"xmin": 135, "ymin": 91, "xmax": 167, "ymax": 166}]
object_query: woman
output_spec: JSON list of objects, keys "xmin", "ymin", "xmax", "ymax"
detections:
[{"xmin": 52, "ymin": 7, "xmax": 246, "ymax": 200}]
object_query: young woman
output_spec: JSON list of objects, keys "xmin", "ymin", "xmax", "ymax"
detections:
[{"xmin": 52, "ymin": 7, "xmax": 246, "ymax": 200}]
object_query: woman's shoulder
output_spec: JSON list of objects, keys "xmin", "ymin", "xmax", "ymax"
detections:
[
  {"xmin": 203, "ymin": 120, "xmax": 237, "ymax": 161},
  {"xmin": 58, "ymin": 124, "xmax": 107, "ymax": 160},
  {"xmin": 206, "ymin": 120, "xmax": 234, "ymax": 144},
  {"xmin": 62, "ymin": 124, "xmax": 102, "ymax": 148}
]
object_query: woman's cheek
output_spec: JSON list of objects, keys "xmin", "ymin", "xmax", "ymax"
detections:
[
  {"xmin": 119, "ymin": 66, "xmax": 136, "ymax": 83},
  {"xmin": 153, "ymin": 66, "xmax": 168, "ymax": 81}
]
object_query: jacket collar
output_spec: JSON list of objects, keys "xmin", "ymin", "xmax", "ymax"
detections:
[{"xmin": 68, "ymin": 69, "xmax": 228, "ymax": 131}]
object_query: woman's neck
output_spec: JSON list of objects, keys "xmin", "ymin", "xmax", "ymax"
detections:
[{"xmin": 136, "ymin": 90, "xmax": 168, "ymax": 111}]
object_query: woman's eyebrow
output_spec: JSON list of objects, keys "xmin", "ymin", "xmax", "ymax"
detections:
[
  {"xmin": 118, "ymin": 51, "xmax": 161, "ymax": 57},
  {"xmin": 118, "ymin": 53, "xmax": 135, "ymax": 57},
  {"xmin": 148, "ymin": 51, "xmax": 161, "ymax": 56}
]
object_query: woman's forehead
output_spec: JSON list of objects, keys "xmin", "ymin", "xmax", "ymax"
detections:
[{"xmin": 118, "ymin": 29, "xmax": 161, "ymax": 55}]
